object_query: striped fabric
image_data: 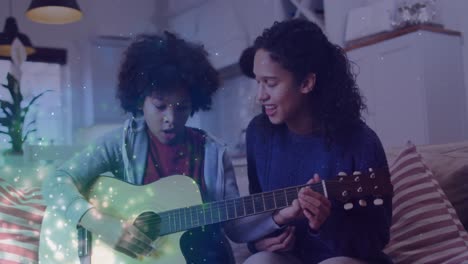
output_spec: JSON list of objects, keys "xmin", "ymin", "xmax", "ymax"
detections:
[
  {"xmin": 384, "ymin": 143, "xmax": 468, "ymax": 264},
  {"xmin": 0, "ymin": 178, "xmax": 45, "ymax": 264}
]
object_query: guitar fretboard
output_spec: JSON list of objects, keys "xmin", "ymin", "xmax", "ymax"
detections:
[{"xmin": 157, "ymin": 183, "xmax": 325, "ymax": 235}]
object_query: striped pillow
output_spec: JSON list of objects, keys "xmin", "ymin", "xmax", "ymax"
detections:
[
  {"xmin": 384, "ymin": 142, "xmax": 468, "ymax": 264},
  {"xmin": 0, "ymin": 178, "xmax": 45, "ymax": 264}
]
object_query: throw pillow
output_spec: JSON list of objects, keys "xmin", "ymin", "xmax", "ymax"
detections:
[
  {"xmin": 383, "ymin": 142, "xmax": 468, "ymax": 264},
  {"xmin": 0, "ymin": 178, "xmax": 45, "ymax": 264}
]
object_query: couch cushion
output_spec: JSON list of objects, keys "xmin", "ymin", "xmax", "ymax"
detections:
[
  {"xmin": 385, "ymin": 141, "xmax": 468, "ymax": 230},
  {"xmin": 0, "ymin": 178, "xmax": 45, "ymax": 264},
  {"xmin": 383, "ymin": 142, "xmax": 468, "ymax": 263}
]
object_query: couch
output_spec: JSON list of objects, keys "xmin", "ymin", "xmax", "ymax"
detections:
[{"xmin": 1, "ymin": 141, "xmax": 468, "ymax": 264}]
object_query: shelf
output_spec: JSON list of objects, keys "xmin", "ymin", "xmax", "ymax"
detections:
[{"xmin": 344, "ymin": 24, "xmax": 461, "ymax": 52}]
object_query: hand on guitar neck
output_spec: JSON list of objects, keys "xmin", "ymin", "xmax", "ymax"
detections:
[
  {"xmin": 262, "ymin": 174, "xmax": 332, "ymax": 253},
  {"xmin": 80, "ymin": 207, "xmax": 155, "ymax": 258},
  {"xmin": 272, "ymin": 174, "xmax": 331, "ymax": 230}
]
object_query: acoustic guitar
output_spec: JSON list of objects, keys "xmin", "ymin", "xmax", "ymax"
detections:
[{"xmin": 38, "ymin": 168, "xmax": 392, "ymax": 263}]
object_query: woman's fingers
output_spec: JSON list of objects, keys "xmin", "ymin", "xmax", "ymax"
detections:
[
  {"xmin": 298, "ymin": 177, "xmax": 332, "ymax": 231},
  {"xmin": 254, "ymin": 226, "xmax": 296, "ymax": 252},
  {"xmin": 276, "ymin": 227, "xmax": 296, "ymax": 252}
]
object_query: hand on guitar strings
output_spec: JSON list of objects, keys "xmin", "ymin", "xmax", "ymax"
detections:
[
  {"xmin": 80, "ymin": 208, "xmax": 155, "ymax": 258},
  {"xmin": 273, "ymin": 174, "xmax": 331, "ymax": 231}
]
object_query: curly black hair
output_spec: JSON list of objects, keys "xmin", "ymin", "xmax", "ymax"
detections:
[
  {"xmin": 239, "ymin": 19, "xmax": 367, "ymax": 140},
  {"xmin": 117, "ymin": 32, "xmax": 220, "ymax": 116}
]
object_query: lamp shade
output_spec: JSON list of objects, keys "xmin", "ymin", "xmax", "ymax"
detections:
[
  {"xmin": 0, "ymin": 17, "xmax": 35, "ymax": 57},
  {"xmin": 26, "ymin": 0, "xmax": 82, "ymax": 24}
]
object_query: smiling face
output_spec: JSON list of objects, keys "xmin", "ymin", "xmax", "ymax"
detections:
[
  {"xmin": 253, "ymin": 49, "xmax": 316, "ymax": 131},
  {"xmin": 142, "ymin": 87, "xmax": 192, "ymax": 145}
]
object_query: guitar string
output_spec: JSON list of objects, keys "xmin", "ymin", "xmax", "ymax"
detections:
[
  {"xmin": 132, "ymin": 181, "xmax": 387, "ymax": 233},
  {"xmin": 133, "ymin": 185, "xmax": 318, "ymax": 226},
  {"xmin": 132, "ymin": 171, "xmax": 385, "ymax": 225},
  {"xmin": 136, "ymin": 181, "xmax": 375, "ymax": 224}
]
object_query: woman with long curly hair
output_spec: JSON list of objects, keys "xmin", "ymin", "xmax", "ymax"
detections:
[
  {"xmin": 42, "ymin": 32, "xmax": 265, "ymax": 264},
  {"xmin": 239, "ymin": 19, "xmax": 393, "ymax": 264}
]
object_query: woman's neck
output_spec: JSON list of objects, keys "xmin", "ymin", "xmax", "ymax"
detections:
[{"xmin": 286, "ymin": 111, "xmax": 321, "ymax": 136}]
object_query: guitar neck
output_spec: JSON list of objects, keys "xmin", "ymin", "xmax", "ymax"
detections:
[{"xmin": 157, "ymin": 182, "xmax": 326, "ymax": 236}]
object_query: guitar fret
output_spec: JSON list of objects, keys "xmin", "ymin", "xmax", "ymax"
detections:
[
  {"xmin": 218, "ymin": 201, "xmax": 223, "ymax": 221},
  {"xmin": 217, "ymin": 201, "xmax": 221, "ymax": 222},
  {"xmin": 207, "ymin": 204, "xmax": 213, "ymax": 224},
  {"xmin": 264, "ymin": 192, "xmax": 275, "ymax": 211},
  {"xmin": 182, "ymin": 208, "xmax": 187, "ymax": 230},
  {"xmin": 253, "ymin": 194, "xmax": 264, "ymax": 213},
  {"xmin": 285, "ymin": 188, "xmax": 294, "ymax": 206},
  {"xmin": 244, "ymin": 196, "xmax": 254, "ymax": 215},
  {"xmin": 178, "ymin": 209, "xmax": 182, "ymax": 231},
  {"xmin": 272, "ymin": 191, "xmax": 277, "ymax": 208},
  {"xmin": 234, "ymin": 197, "xmax": 244, "ymax": 217},
  {"xmin": 184, "ymin": 208, "xmax": 188, "ymax": 229},
  {"xmin": 189, "ymin": 207, "xmax": 193, "ymax": 228},
  {"xmin": 227, "ymin": 199, "xmax": 236, "ymax": 219},
  {"xmin": 217, "ymin": 200, "xmax": 226, "ymax": 222},
  {"xmin": 196, "ymin": 205, "xmax": 200, "ymax": 226},
  {"xmin": 233, "ymin": 199, "xmax": 238, "ymax": 218},
  {"xmin": 189, "ymin": 206, "xmax": 196, "ymax": 228},
  {"xmin": 168, "ymin": 213, "xmax": 173, "ymax": 233},
  {"xmin": 198, "ymin": 205, "xmax": 205, "ymax": 226},
  {"xmin": 173, "ymin": 211, "xmax": 178, "ymax": 232},
  {"xmin": 211, "ymin": 202, "xmax": 219, "ymax": 224},
  {"xmin": 275, "ymin": 189, "xmax": 286, "ymax": 208},
  {"xmin": 223, "ymin": 200, "xmax": 228, "ymax": 221}
]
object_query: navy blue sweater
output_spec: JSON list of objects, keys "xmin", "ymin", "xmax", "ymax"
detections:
[{"xmin": 246, "ymin": 114, "xmax": 393, "ymax": 264}]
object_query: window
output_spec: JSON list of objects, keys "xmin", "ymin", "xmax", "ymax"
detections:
[{"xmin": 0, "ymin": 60, "xmax": 65, "ymax": 149}]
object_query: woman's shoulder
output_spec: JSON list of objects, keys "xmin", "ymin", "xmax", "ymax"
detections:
[{"xmin": 337, "ymin": 121, "xmax": 384, "ymax": 151}]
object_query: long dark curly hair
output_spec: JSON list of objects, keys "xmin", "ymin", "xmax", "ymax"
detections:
[
  {"xmin": 240, "ymin": 19, "xmax": 366, "ymax": 140},
  {"xmin": 117, "ymin": 32, "xmax": 220, "ymax": 116}
]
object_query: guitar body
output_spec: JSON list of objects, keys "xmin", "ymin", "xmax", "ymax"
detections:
[{"xmin": 39, "ymin": 175, "xmax": 203, "ymax": 264}]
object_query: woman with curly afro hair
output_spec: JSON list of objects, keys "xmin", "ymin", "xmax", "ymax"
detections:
[
  {"xmin": 43, "ymin": 32, "xmax": 262, "ymax": 263},
  {"xmin": 238, "ymin": 19, "xmax": 393, "ymax": 264}
]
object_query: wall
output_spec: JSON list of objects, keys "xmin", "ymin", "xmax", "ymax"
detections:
[
  {"xmin": 166, "ymin": 0, "xmax": 286, "ymax": 152},
  {"xmin": 167, "ymin": 0, "xmax": 287, "ymax": 69}
]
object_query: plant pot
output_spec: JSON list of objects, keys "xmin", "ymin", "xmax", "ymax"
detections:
[{"xmin": 1, "ymin": 152, "xmax": 25, "ymax": 167}]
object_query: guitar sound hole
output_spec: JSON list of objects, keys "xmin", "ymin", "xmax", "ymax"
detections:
[{"xmin": 133, "ymin": 211, "xmax": 160, "ymax": 241}]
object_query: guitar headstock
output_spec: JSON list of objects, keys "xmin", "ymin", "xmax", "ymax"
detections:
[{"xmin": 326, "ymin": 168, "xmax": 393, "ymax": 210}]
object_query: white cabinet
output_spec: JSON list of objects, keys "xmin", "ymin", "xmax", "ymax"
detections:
[{"xmin": 346, "ymin": 25, "xmax": 466, "ymax": 147}]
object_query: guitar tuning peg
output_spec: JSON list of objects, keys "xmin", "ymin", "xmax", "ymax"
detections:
[
  {"xmin": 338, "ymin": 171, "xmax": 348, "ymax": 176},
  {"xmin": 359, "ymin": 199, "xmax": 367, "ymax": 207},
  {"xmin": 368, "ymin": 168, "xmax": 374, "ymax": 173},
  {"xmin": 344, "ymin": 202, "xmax": 354, "ymax": 210},
  {"xmin": 373, "ymin": 198, "xmax": 384, "ymax": 206},
  {"xmin": 353, "ymin": 171, "xmax": 362, "ymax": 176}
]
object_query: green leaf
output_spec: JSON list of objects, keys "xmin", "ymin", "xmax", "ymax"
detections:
[
  {"xmin": 25, "ymin": 119, "xmax": 36, "ymax": 129},
  {"xmin": 22, "ymin": 128, "xmax": 37, "ymax": 142},
  {"xmin": 23, "ymin": 90, "xmax": 53, "ymax": 115},
  {"xmin": 0, "ymin": 117, "xmax": 12, "ymax": 126}
]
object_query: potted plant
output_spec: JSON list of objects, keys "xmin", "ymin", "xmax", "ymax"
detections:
[{"xmin": 0, "ymin": 72, "xmax": 49, "ymax": 156}]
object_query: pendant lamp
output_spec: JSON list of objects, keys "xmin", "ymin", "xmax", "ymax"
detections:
[
  {"xmin": 0, "ymin": 0, "xmax": 35, "ymax": 57},
  {"xmin": 26, "ymin": 0, "xmax": 83, "ymax": 25}
]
